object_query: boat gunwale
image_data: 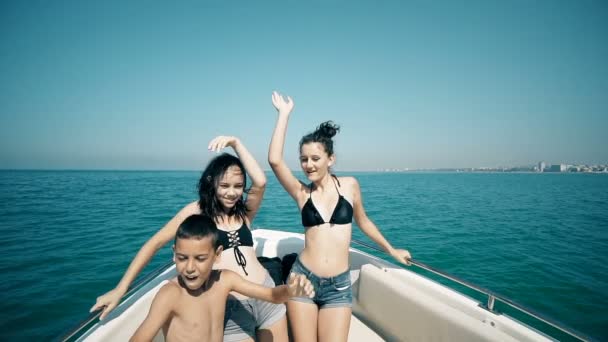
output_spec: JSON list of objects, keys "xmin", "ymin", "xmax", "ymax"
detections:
[
  {"xmin": 60, "ymin": 229, "xmax": 593, "ymax": 342},
  {"xmin": 59, "ymin": 260, "xmax": 174, "ymax": 342},
  {"xmin": 350, "ymin": 237, "xmax": 593, "ymax": 342}
]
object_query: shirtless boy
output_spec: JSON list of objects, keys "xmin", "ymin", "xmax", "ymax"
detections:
[{"xmin": 130, "ymin": 214, "xmax": 314, "ymax": 342}]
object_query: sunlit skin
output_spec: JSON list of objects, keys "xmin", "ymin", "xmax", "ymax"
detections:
[
  {"xmin": 269, "ymin": 91, "xmax": 413, "ymax": 342},
  {"xmin": 300, "ymin": 142, "xmax": 335, "ymax": 183},
  {"xmin": 215, "ymin": 166, "xmax": 245, "ymax": 213},
  {"xmin": 173, "ymin": 237, "xmax": 223, "ymax": 292},
  {"xmin": 93, "ymin": 134, "xmax": 290, "ymax": 342},
  {"xmin": 130, "ymin": 234, "xmax": 315, "ymax": 342},
  {"xmin": 211, "ymin": 165, "xmax": 270, "ymax": 289},
  {"xmin": 298, "ymin": 143, "xmax": 353, "ymax": 277}
]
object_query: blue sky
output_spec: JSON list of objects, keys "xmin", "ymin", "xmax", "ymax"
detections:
[{"xmin": 1, "ymin": 0, "xmax": 606, "ymax": 170}]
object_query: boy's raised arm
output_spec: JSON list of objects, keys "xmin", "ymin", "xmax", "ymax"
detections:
[
  {"xmin": 225, "ymin": 270, "xmax": 315, "ymax": 304},
  {"xmin": 130, "ymin": 284, "xmax": 177, "ymax": 342}
]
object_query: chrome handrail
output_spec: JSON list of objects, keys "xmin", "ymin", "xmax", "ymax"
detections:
[
  {"xmin": 59, "ymin": 238, "xmax": 592, "ymax": 341},
  {"xmin": 59, "ymin": 260, "xmax": 175, "ymax": 342},
  {"xmin": 350, "ymin": 238, "xmax": 591, "ymax": 342}
]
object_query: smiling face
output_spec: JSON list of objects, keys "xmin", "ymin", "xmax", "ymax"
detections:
[
  {"xmin": 215, "ymin": 165, "xmax": 245, "ymax": 211},
  {"xmin": 300, "ymin": 142, "xmax": 335, "ymax": 182},
  {"xmin": 173, "ymin": 236, "xmax": 222, "ymax": 290}
]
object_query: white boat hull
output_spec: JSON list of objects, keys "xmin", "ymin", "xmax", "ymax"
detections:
[{"xmin": 76, "ymin": 229, "xmax": 552, "ymax": 342}]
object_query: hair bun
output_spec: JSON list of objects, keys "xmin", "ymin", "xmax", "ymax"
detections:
[{"xmin": 316, "ymin": 121, "xmax": 340, "ymax": 139}]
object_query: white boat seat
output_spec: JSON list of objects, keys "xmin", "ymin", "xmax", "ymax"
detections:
[{"xmin": 354, "ymin": 264, "xmax": 520, "ymax": 342}]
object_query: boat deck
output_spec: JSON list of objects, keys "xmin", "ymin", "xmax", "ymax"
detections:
[{"xmin": 75, "ymin": 229, "xmax": 555, "ymax": 342}]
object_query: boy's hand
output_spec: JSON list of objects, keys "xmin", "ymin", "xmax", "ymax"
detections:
[
  {"xmin": 287, "ymin": 272, "xmax": 315, "ymax": 298},
  {"xmin": 271, "ymin": 91, "xmax": 294, "ymax": 116},
  {"xmin": 90, "ymin": 287, "xmax": 124, "ymax": 320}
]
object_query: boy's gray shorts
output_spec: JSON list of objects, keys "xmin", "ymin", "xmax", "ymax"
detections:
[{"xmin": 223, "ymin": 274, "xmax": 287, "ymax": 342}]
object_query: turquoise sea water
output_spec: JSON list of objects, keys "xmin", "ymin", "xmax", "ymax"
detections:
[{"xmin": 0, "ymin": 170, "xmax": 607, "ymax": 340}]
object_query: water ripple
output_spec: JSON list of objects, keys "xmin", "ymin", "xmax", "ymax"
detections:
[{"xmin": 1, "ymin": 171, "xmax": 607, "ymax": 340}]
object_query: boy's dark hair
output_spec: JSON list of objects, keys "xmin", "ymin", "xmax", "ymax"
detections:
[
  {"xmin": 197, "ymin": 153, "xmax": 248, "ymax": 222},
  {"xmin": 299, "ymin": 121, "xmax": 340, "ymax": 156},
  {"xmin": 175, "ymin": 214, "xmax": 220, "ymax": 249}
]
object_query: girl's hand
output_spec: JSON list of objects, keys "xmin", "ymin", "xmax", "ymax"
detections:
[
  {"xmin": 287, "ymin": 272, "xmax": 315, "ymax": 298},
  {"xmin": 90, "ymin": 287, "xmax": 125, "ymax": 320},
  {"xmin": 390, "ymin": 248, "xmax": 412, "ymax": 266},
  {"xmin": 208, "ymin": 136, "xmax": 240, "ymax": 153},
  {"xmin": 271, "ymin": 91, "xmax": 294, "ymax": 115}
]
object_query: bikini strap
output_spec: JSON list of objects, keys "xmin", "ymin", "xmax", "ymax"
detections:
[
  {"xmin": 310, "ymin": 175, "xmax": 341, "ymax": 196},
  {"xmin": 331, "ymin": 174, "xmax": 342, "ymax": 195}
]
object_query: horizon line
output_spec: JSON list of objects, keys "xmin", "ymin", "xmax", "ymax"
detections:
[{"xmin": 2, "ymin": 166, "xmax": 606, "ymax": 173}]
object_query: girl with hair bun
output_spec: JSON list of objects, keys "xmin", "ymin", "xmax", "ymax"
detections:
[{"xmin": 268, "ymin": 91, "xmax": 412, "ymax": 342}]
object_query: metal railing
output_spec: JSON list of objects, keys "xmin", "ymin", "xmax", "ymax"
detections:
[
  {"xmin": 60, "ymin": 238, "xmax": 592, "ymax": 342},
  {"xmin": 59, "ymin": 260, "xmax": 175, "ymax": 342},
  {"xmin": 350, "ymin": 238, "xmax": 591, "ymax": 342}
]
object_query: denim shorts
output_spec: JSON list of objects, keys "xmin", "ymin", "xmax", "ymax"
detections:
[
  {"xmin": 289, "ymin": 257, "xmax": 353, "ymax": 309},
  {"xmin": 223, "ymin": 274, "xmax": 287, "ymax": 342}
]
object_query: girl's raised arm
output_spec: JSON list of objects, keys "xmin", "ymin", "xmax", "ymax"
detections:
[
  {"xmin": 208, "ymin": 136, "xmax": 266, "ymax": 223},
  {"xmin": 268, "ymin": 91, "xmax": 305, "ymax": 202}
]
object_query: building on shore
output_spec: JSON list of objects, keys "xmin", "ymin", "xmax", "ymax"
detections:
[
  {"xmin": 538, "ymin": 161, "xmax": 546, "ymax": 172},
  {"xmin": 545, "ymin": 164, "xmax": 567, "ymax": 172}
]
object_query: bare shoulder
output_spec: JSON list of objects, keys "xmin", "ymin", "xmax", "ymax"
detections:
[
  {"xmin": 160, "ymin": 281, "xmax": 181, "ymax": 296},
  {"xmin": 336, "ymin": 176, "xmax": 359, "ymax": 191},
  {"xmin": 155, "ymin": 281, "xmax": 181, "ymax": 305},
  {"xmin": 172, "ymin": 201, "xmax": 201, "ymax": 222},
  {"xmin": 335, "ymin": 176, "xmax": 359, "ymax": 204},
  {"xmin": 337, "ymin": 176, "xmax": 358, "ymax": 185},
  {"xmin": 182, "ymin": 200, "xmax": 201, "ymax": 215},
  {"xmin": 217, "ymin": 269, "xmax": 238, "ymax": 283}
]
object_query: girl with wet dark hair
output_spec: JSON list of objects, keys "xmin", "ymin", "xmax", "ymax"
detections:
[
  {"xmin": 268, "ymin": 91, "xmax": 412, "ymax": 342},
  {"xmin": 93, "ymin": 136, "xmax": 291, "ymax": 342},
  {"xmin": 197, "ymin": 153, "xmax": 249, "ymax": 222}
]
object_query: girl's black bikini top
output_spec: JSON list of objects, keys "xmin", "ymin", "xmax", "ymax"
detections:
[
  {"xmin": 217, "ymin": 223, "xmax": 254, "ymax": 275},
  {"xmin": 301, "ymin": 177, "xmax": 353, "ymax": 227}
]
